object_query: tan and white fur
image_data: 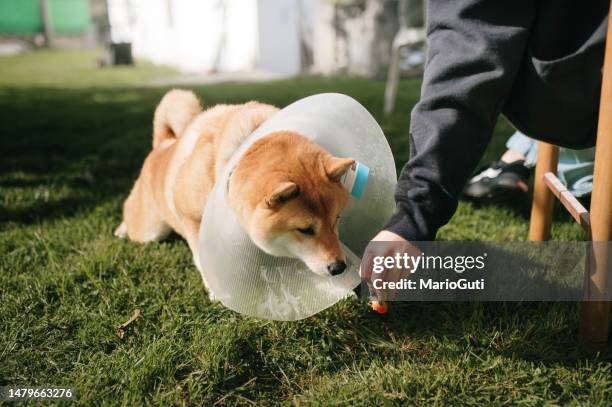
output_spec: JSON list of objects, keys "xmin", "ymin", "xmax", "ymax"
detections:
[{"xmin": 116, "ymin": 90, "xmax": 355, "ymax": 289}]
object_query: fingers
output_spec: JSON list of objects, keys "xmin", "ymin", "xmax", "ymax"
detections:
[
  {"xmin": 361, "ymin": 232, "xmax": 421, "ymax": 304},
  {"xmin": 361, "ymin": 242, "xmax": 381, "ymax": 299},
  {"xmin": 361, "ymin": 242, "xmax": 398, "ymax": 302}
]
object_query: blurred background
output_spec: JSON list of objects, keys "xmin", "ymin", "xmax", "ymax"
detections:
[{"xmin": 0, "ymin": 0, "xmax": 425, "ymax": 79}]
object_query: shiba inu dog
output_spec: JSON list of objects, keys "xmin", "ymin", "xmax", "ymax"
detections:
[{"xmin": 115, "ymin": 89, "xmax": 355, "ymax": 280}]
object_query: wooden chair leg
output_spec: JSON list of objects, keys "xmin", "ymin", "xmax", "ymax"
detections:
[
  {"xmin": 528, "ymin": 142, "xmax": 559, "ymax": 241},
  {"xmin": 579, "ymin": 3, "xmax": 612, "ymax": 348},
  {"xmin": 580, "ymin": 156, "xmax": 612, "ymax": 349}
]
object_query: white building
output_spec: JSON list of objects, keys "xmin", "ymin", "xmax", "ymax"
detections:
[
  {"xmin": 107, "ymin": 0, "xmax": 318, "ymax": 75},
  {"xmin": 106, "ymin": 0, "xmax": 399, "ymax": 77}
]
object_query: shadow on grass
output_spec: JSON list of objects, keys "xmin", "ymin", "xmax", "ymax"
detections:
[
  {"xmin": 0, "ymin": 87, "xmax": 166, "ymax": 226},
  {"xmin": 0, "ymin": 79, "xmax": 416, "ymax": 227},
  {"xmin": 353, "ymin": 243, "xmax": 608, "ymax": 366},
  {"xmin": 378, "ymin": 302, "xmax": 610, "ymax": 363}
]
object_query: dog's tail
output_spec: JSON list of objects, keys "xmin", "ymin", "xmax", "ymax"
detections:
[{"xmin": 152, "ymin": 89, "xmax": 202, "ymax": 149}]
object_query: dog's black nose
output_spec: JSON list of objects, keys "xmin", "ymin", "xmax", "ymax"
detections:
[{"xmin": 328, "ymin": 260, "xmax": 347, "ymax": 276}]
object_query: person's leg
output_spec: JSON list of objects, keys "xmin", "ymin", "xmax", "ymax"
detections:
[
  {"xmin": 504, "ymin": 131, "xmax": 596, "ymax": 197},
  {"xmin": 504, "ymin": 131, "xmax": 538, "ymax": 166},
  {"xmin": 501, "ymin": 149, "xmax": 527, "ymax": 164},
  {"xmin": 557, "ymin": 147, "xmax": 596, "ymax": 198},
  {"xmin": 463, "ymin": 130, "xmax": 596, "ymax": 203},
  {"xmin": 462, "ymin": 131, "xmax": 531, "ymax": 203}
]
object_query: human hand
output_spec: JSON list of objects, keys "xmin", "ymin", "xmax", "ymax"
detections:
[{"xmin": 361, "ymin": 230, "xmax": 421, "ymax": 303}]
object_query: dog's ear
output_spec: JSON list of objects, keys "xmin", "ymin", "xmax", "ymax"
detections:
[
  {"xmin": 265, "ymin": 182, "xmax": 299, "ymax": 208},
  {"xmin": 325, "ymin": 156, "xmax": 355, "ymax": 182}
]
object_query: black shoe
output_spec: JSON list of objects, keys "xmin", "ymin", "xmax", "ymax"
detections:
[{"xmin": 462, "ymin": 160, "xmax": 530, "ymax": 204}]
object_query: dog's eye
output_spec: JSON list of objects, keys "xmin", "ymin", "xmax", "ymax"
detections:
[{"xmin": 297, "ymin": 226, "xmax": 315, "ymax": 236}]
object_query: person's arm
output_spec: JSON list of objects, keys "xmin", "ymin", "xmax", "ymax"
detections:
[{"xmin": 384, "ymin": 0, "xmax": 535, "ymax": 241}]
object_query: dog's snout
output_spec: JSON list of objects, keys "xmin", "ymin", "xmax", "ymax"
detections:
[{"xmin": 327, "ymin": 260, "xmax": 347, "ymax": 276}]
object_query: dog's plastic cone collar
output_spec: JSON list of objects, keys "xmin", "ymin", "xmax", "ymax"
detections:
[{"xmin": 198, "ymin": 93, "xmax": 397, "ymax": 320}]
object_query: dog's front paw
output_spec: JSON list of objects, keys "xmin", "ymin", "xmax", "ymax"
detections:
[{"xmin": 114, "ymin": 222, "xmax": 128, "ymax": 238}]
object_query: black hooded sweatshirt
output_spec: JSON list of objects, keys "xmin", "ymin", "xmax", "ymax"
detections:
[{"xmin": 384, "ymin": 0, "xmax": 608, "ymax": 241}]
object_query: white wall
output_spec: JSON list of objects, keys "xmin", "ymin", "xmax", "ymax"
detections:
[
  {"xmin": 256, "ymin": 0, "xmax": 300, "ymax": 74},
  {"xmin": 108, "ymin": 0, "xmax": 317, "ymax": 74},
  {"xmin": 218, "ymin": 0, "xmax": 258, "ymax": 71}
]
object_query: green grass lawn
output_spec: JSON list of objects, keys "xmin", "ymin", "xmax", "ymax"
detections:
[{"xmin": 0, "ymin": 50, "xmax": 609, "ymax": 405}]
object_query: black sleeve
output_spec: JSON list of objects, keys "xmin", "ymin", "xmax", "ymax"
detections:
[{"xmin": 384, "ymin": 0, "xmax": 536, "ymax": 241}]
